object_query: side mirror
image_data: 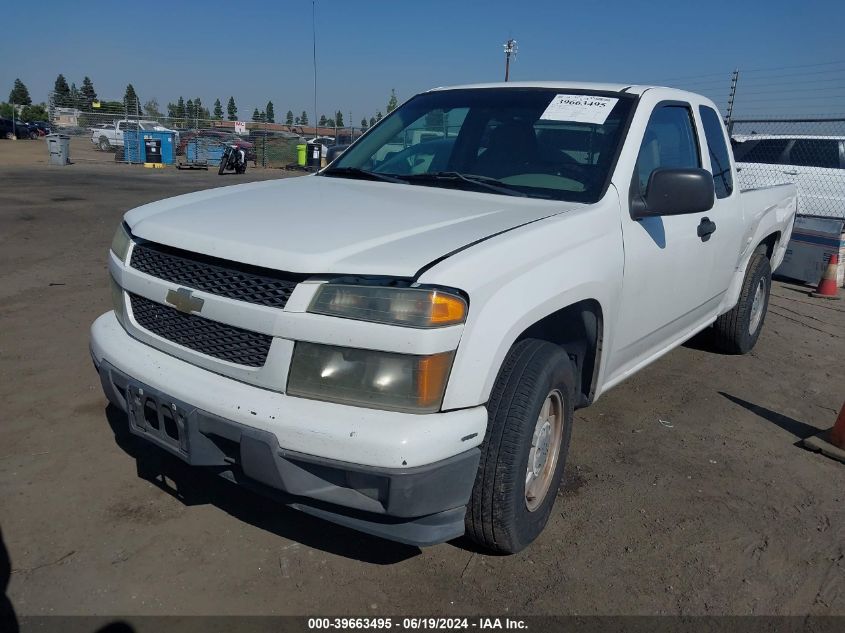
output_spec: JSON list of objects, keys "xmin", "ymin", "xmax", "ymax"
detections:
[{"xmin": 631, "ymin": 168, "xmax": 715, "ymax": 219}]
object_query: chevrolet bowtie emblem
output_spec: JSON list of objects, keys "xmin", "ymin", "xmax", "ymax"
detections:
[{"xmin": 165, "ymin": 287, "xmax": 204, "ymax": 314}]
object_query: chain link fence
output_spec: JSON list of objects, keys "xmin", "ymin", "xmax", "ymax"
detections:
[
  {"xmin": 729, "ymin": 117, "xmax": 845, "ymax": 218},
  {"xmin": 47, "ymin": 93, "xmax": 368, "ymax": 168}
]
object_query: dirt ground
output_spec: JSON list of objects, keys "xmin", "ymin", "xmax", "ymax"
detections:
[{"xmin": 0, "ymin": 138, "xmax": 843, "ymax": 618}]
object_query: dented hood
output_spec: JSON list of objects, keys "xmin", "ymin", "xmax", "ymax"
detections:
[{"xmin": 125, "ymin": 175, "xmax": 580, "ymax": 277}]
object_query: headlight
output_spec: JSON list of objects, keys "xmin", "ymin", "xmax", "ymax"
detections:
[
  {"xmin": 110, "ymin": 222, "xmax": 132, "ymax": 262},
  {"xmin": 287, "ymin": 342, "xmax": 453, "ymax": 413},
  {"xmin": 109, "ymin": 274, "xmax": 126, "ymax": 324},
  {"xmin": 309, "ymin": 284, "xmax": 467, "ymax": 328}
]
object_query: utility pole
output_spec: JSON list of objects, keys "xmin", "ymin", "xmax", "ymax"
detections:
[
  {"xmin": 503, "ymin": 39, "xmax": 517, "ymax": 82},
  {"xmin": 725, "ymin": 69, "xmax": 739, "ymax": 133}
]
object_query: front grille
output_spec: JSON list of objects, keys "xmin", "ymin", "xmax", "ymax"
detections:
[
  {"xmin": 130, "ymin": 241, "xmax": 304, "ymax": 309},
  {"xmin": 129, "ymin": 293, "xmax": 272, "ymax": 367}
]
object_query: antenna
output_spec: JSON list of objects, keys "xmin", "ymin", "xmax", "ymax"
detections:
[
  {"xmin": 503, "ymin": 39, "xmax": 518, "ymax": 82},
  {"xmin": 312, "ymin": 0, "xmax": 318, "ymax": 139}
]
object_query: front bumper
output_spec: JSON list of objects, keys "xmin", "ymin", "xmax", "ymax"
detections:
[{"xmin": 91, "ymin": 311, "xmax": 486, "ymax": 546}]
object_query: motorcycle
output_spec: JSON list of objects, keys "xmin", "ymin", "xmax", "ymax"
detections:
[{"xmin": 218, "ymin": 143, "xmax": 247, "ymax": 175}]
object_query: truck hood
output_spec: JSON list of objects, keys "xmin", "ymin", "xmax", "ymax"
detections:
[{"xmin": 125, "ymin": 175, "xmax": 581, "ymax": 277}]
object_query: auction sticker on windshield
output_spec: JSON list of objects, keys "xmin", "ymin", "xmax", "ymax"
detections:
[{"xmin": 539, "ymin": 94, "xmax": 619, "ymax": 124}]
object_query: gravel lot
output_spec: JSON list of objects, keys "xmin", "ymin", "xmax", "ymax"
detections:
[{"xmin": 1, "ymin": 140, "xmax": 843, "ymax": 619}]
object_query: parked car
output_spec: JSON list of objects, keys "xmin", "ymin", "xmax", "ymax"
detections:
[
  {"xmin": 0, "ymin": 118, "xmax": 38, "ymax": 139},
  {"xmin": 29, "ymin": 121, "xmax": 52, "ymax": 136},
  {"xmin": 176, "ymin": 129, "xmax": 255, "ymax": 161},
  {"xmin": 732, "ymin": 134, "xmax": 845, "ymax": 218},
  {"xmin": 92, "ymin": 83, "xmax": 796, "ymax": 553},
  {"xmin": 91, "ymin": 119, "xmax": 179, "ymax": 151}
]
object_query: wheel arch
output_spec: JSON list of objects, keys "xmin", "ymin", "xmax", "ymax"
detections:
[
  {"xmin": 512, "ymin": 299, "xmax": 603, "ymax": 408},
  {"xmin": 757, "ymin": 231, "xmax": 781, "ymax": 259}
]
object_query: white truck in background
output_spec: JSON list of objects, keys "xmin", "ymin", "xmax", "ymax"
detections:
[
  {"xmin": 91, "ymin": 82, "xmax": 797, "ymax": 553},
  {"xmin": 91, "ymin": 119, "xmax": 179, "ymax": 152},
  {"xmin": 732, "ymin": 134, "xmax": 845, "ymax": 218}
]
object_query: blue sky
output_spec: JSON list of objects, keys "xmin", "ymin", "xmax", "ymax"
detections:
[{"xmin": 2, "ymin": 0, "xmax": 844, "ymax": 121}]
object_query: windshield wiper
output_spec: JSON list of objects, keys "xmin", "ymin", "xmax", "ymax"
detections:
[
  {"xmin": 321, "ymin": 166, "xmax": 407, "ymax": 185},
  {"xmin": 400, "ymin": 171, "xmax": 528, "ymax": 197}
]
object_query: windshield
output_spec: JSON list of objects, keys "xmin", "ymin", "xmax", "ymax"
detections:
[{"xmin": 326, "ymin": 88, "xmax": 635, "ymax": 202}]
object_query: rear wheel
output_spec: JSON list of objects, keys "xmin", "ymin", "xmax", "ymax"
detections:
[
  {"xmin": 711, "ymin": 251, "xmax": 772, "ymax": 354},
  {"xmin": 466, "ymin": 339, "xmax": 575, "ymax": 554},
  {"xmin": 98, "ymin": 137, "xmax": 111, "ymax": 151}
]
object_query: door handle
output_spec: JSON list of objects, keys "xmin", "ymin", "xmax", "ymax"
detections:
[
  {"xmin": 782, "ymin": 169, "xmax": 799, "ymax": 176},
  {"xmin": 697, "ymin": 217, "xmax": 717, "ymax": 242}
]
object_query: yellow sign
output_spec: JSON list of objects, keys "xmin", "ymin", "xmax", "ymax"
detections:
[{"xmin": 92, "ymin": 101, "xmax": 101, "ymax": 108}]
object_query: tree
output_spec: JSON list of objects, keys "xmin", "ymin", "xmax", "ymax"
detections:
[
  {"xmin": 124, "ymin": 84, "xmax": 140, "ymax": 112},
  {"xmin": 266, "ymin": 101, "xmax": 275, "ymax": 123},
  {"xmin": 369, "ymin": 116, "xmax": 376, "ymax": 127},
  {"xmin": 9, "ymin": 79, "xmax": 31, "ymax": 105},
  {"xmin": 144, "ymin": 99, "xmax": 162, "ymax": 117},
  {"xmin": 176, "ymin": 96, "xmax": 186, "ymax": 120},
  {"xmin": 80, "ymin": 76, "xmax": 97, "ymax": 110},
  {"xmin": 194, "ymin": 97, "xmax": 204, "ymax": 121},
  {"xmin": 69, "ymin": 83, "xmax": 81, "ymax": 109},
  {"xmin": 252, "ymin": 108, "xmax": 261, "ymax": 121},
  {"xmin": 300, "ymin": 110, "xmax": 309, "ymax": 126},
  {"xmin": 213, "ymin": 98, "xmax": 223, "ymax": 119},
  {"xmin": 375, "ymin": 111, "xmax": 383, "ymax": 122},
  {"xmin": 324, "ymin": 116, "xmax": 335, "ymax": 128},
  {"xmin": 360, "ymin": 117, "xmax": 368, "ymax": 130},
  {"xmin": 53, "ymin": 74, "xmax": 70, "ymax": 106},
  {"xmin": 386, "ymin": 89, "xmax": 398, "ymax": 113},
  {"xmin": 294, "ymin": 116, "xmax": 300, "ymax": 125},
  {"xmin": 285, "ymin": 110, "xmax": 294, "ymax": 126},
  {"xmin": 334, "ymin": 110, "xmax": 344, "ymax": 127},
  {"xmin": 186, "ymin": 99, "xmax": 195, "ymax": 121},
  {"xmin": 20, "ymin": 103, "xmax": 49, "ymax": 122},
  {"xmin": 318, "ymin": 114, "xmax": 327, "ymax": 126},
  {"xmin": 227, "ymin": 96, "xmax": 237, "ymax": 121}
]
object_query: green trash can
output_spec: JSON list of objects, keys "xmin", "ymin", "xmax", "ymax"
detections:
[{"xmin": 296, "ymin": 143, "xmax": 307, "ymax": 167}]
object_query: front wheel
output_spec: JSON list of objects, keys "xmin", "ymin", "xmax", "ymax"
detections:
[
  {"xmin": 711, "ymin": 252, "xmax": 772, "ymax": 354},
  {"xmin": 98, "ymin": 137, "xmax": 111, "ymax": 151},
  {"xmin": 466, "ymin": 339, "xmax": 575, "ymax": 554}
]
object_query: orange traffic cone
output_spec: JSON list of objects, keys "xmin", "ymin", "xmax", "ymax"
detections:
[
  {"xmin": 810, "ymin": 253, "xmax": 841, "ymax": 299},
  {"xmin": 803, "ymin": 401, "xmax": 845, "ymax": 463}
]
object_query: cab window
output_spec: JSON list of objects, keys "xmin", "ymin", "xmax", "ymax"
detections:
[
  {"xmin": 699, "ymin": 106, "xmax": 734, "ymax": 198},
  {"xmin": 634, "ymin": 105, "xmax": 700, "ymax": 195}
]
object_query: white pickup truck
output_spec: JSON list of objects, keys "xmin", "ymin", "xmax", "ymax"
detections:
[
  {"xmin": 92, "ymin": 119, "xmax": 179, "ymax": 152},
  {"xmin": 91, "ymin": 82, "xmax": 797, "ymax": 553}
]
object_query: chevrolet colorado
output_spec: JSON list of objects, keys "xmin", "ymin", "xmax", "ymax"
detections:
[{"xmin": 91, "ymin": 83, "xmax": 797, "ymax": 553}]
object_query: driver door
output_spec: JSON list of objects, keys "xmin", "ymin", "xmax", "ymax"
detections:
[{"xmin": 607, "ymin": 103, "xmax": 720, "ymax": 381}]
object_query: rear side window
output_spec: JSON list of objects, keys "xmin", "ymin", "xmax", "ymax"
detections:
[
  {"xmin": 732, "ymin": 139, "xmax": 789, "ymax": 165},
  {"xmin": 698, "ymin": 106, "xmax": 733, "ymax": 198},
  {"xmin": 788, "ymin": 139, "xmax": 841, "ymax": 169},
  {"xmin": 635, "ymin": 105, "xmax": 700, "ymax": 195}
]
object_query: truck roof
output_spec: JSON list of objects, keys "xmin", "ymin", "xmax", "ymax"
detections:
[
  {"xmin": 732, "ymin": 134, "xmax": 845, "ymax": 141},
  {"xmin": 427, "ymin": 81, "xmax": 690, "ymax": 98}
]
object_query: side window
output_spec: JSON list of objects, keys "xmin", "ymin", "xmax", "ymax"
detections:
[
  {"xmin": 788, "ymin": 139, "xmax": 840, "ymax": 169},
  {"xmin": 699, "ymin": 106, "xmax": 733, "ymax": 198},
  {"xmin": 732, "ymin": 139, "xmax": 789, "ymax": 165},
  {"xmin": 635, "ymin": 105, "xmax": 700, "ymax": 195}
]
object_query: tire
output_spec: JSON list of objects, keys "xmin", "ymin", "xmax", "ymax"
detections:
[
  {"xmin": 217, "ymin": 151, "xmax": 228, "ymax": 175},
  {"xmin": 98, "ymin": 137, "xmax": 111, "ymax": 151},
  {"xmin": 711, "ymin": 251, "xmax": 772, "ymax": 354},
  {"xmin": 466, "ymin": 339, "xmax": 575, "ymax": 554}
]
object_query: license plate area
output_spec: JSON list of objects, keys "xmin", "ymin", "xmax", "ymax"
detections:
[{"xmin": 126, "ymin": 383, "xmax": 191, "ymax": 457}]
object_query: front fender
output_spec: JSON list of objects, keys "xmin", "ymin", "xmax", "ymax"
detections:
[{"xmin": 420, "ymin": 193, "xmax": 624, "ymax": 411}]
